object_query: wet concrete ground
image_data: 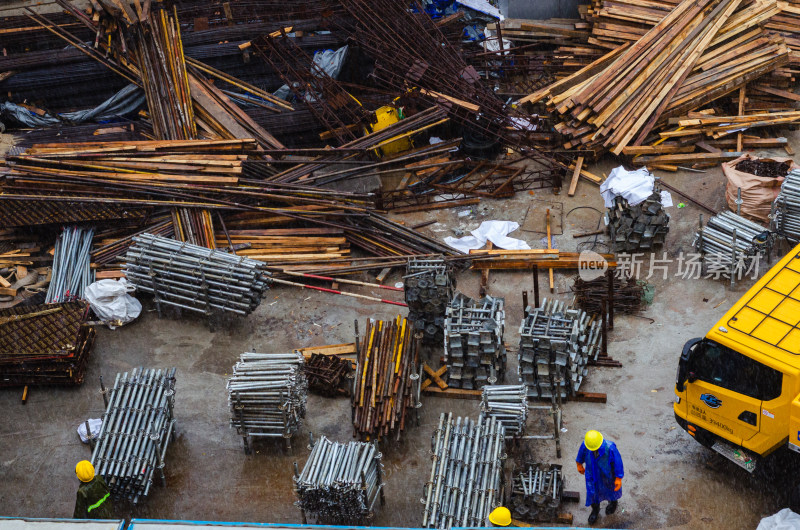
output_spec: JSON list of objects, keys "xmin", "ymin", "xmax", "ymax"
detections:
[{"xmin": 1, "ymin": 134, "xmax": 800, "ymax": 529}]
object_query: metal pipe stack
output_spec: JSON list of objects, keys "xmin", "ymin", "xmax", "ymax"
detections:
[
  {"xmin": 422, "ymin": 413, "xmax": 507, "ymax": 530},
  {"xmin": 480, "ymin": 385, "xmax": 528, "ymax": 438},
  {"xmin": 509, "ymin": 464, "xmax": 563, "ymax": 522},
  {"xmin": 227, "ymin": 352, "xmax": 307, "ymax": 447},
  {"xmin": 91, "ymin": 367, "xmax": 177, "ymax": 503},
  {"xmin": 45, "ymin": 225, "xmax": 95, "ymax": 303},
  {"xmin": 405, "ymin": 256, "xmax": 455, "ymax": 343},
  {"xmin": 694, "ymin": 210, "xmax": 771, "ymax": 272},
  {"xmin": 294, "ymin": 435, "xmax": 384, "ymax": 524},
  {"xmin": 773, "ymin": 168, "xmax": 800, "ymax": 240},
  {"xmin": 444, "ymin": 294, "xmax": 506, "ymax": 390},
  {"xmin": 353, "ymin": 316, "xmax": 421, "ymax": 441},
  {"xmin": 124, "ymin": 233, "xmax": 270, "ymax": 316},
  {"xmin": 518, "ymin": 299, "xmax": 601, "ymax": 400}
]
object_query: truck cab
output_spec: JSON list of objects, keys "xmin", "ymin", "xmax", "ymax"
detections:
[{"xmin": 675, "ymin": 245, "xmax": 800, "ymax": 468}]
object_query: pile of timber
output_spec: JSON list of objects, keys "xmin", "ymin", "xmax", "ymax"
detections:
[
  {"xmin": 523, "ymin": 0, "xmax": 793, "ymax": 157},
  {"xmin": 214, "ymin": 229, "xmax": 350, "ymax": 263},
  {"xmin": 469, "ymin": 249, "xmax": 616, "ymax": 270}
]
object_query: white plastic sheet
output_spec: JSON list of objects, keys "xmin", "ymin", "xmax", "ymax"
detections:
[
  {"xmin": 599, "ymin": 166, "xmax": 655, "ymax": 208},
  {"xmin": 444, "ymin": 220, "xmax": 530, "ymax": 252},
  {"xmin": 77, "ymin": 418, "xmax": 102, "ymax": 444},
  {"xmin": 757, "ymin": 509, "xmax": 800, "ymax": 530},
  {"xmin": 84, "ymin": 278, "xmax": 142, "ymax": 329}
]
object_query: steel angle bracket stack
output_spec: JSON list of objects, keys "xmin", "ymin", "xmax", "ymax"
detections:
[
  {"xmin": 607, "ymin": 189, "xmax": 669, "ymax": 252},
  {"xmin": 124, "ymin": 233, "xmax": 270, "ymax": 317},
  {"xmin": 293, "ymin": 434, "xmax": 385, "ymax": 525},
  {"xmin": 518, "ymin": 299, "xmax": 601, "ymax": 400},
  {"xmin": 694, "ymin": 210, "xmax": 772, "ymax": 280},
  {"xmin": 773, "ymin": 168, "xmax": 800, "ymax": 241},
  {"xmin": 227, "ymin": 352, "xmax": 308, "ymax": 453},
  {"xmin": 91, "ymin": 367, "xmax": 177, "ymax": 503},
  {"xmin": 444, "ymin": 293, "xmax": 506, "ymax": 390},
  {"xmin": 480, "ymin": 384, "xmax": 528, "ymax": 438},
  {"xmin": 509, "ymin": 463, "xmax": 564, "ymax": 522},
  {"xmin": 405, "ymin": 256, "xmax": 455, "ymax": 343},
  {"xmin": 421, "ymin": 413, "xmax": 507, "ymax": 530}
]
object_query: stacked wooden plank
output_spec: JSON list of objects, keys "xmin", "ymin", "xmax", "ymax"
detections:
[{"xmin": 214, "ymin": 228, "xmax": 350, "ymax": 263}]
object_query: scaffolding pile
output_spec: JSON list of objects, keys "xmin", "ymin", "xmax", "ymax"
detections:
[
  {"xmin": 774, "ymin": 168, "xmax": 800, "ymax": 240},
  {"xmin": 227, "ymin": 352, "xmax": 307, "ymax": 452},
  {"xmin": 293, "ymin": 435, "xmax": 385, "ymax": 524},
  {"xmin": 124, "ymin": 233, "xmax": 270, "ymax": 316},
  {"xmin": 695, "ymin": 210, "xmax": 772, "ymax": 278},
  {"xmin": 518, "ymin": 300, "xmax": 601, "ymax": 400},
  {"xmin": 91, "ymin": 367, "xmax": 177, "ymax": 503},
  {"xmin": 444, "ymin": 294, "xmax": 506, "ymax": 390},
  {"xmin": 405, "ymin": 256, "xmax": 455, "ymax": 343},
  {"xmin": 422, "ymin": 413, "xmax": 507, "ymax": 530},
  {"xmin": 509, "ymin": 464, "xmax": 564, "ymax": 522},
  {"xmin": 480, "ymin": 384, "xmax": 528, "ymax": 438}
]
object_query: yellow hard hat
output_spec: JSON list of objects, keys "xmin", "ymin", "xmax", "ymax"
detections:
[
  {"xmin": 585, "ymin": 430, "xmax": 604, "ymax": 451},
  {"xmin": 75, "ymin": 460, "xmax": 95, "ymax": 482},
  {"xmin": 489, "ymin": 506, "xmax": 512, "ymax": 526}
]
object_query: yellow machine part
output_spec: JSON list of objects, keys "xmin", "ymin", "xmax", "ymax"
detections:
[{"xmin": 370, "ymin": 106, "xmax": 412, "ymax": 156}]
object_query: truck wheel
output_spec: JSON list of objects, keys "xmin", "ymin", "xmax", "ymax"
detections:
[{"xmin": 789, "ymin": 484, "xmax": 800, "ymax": 514}]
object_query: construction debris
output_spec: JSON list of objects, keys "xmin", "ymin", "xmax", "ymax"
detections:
[
  {"xmin": 0, "ymin": 302, "xmax": 94, "ymax": 387},
  {"xmin": 518, "ymin": 300, "xmax": 602, "ymax": 400},
  {"xmin": 294, "ymin": 435, "xmax": 385, "ymax": 524},
  {"xmin": 480, "ymin": 384, "xmax": 529, "ymax": 438},
  {"xmin": 774, "ymin": 169, "xmax": 800, "ymax": 241},
  {"xmin": 91, "ymin": 367, "xmax": 177, "ymax": 503},
  {"xmin": 124, "ymin": 233, "xmax": 270, "ymax": 316},
  {"xmin": 227, "ymin": 352, "xmax": 307, "ymax": 452},
  {"xmin": 509, "ymin": 463, "xmax": 564, "ymax": 523},
  {"xmin": 422, "ymin": 413, "xmax": 507, "ymax": 530},
  {"xmin": 607, "ymin": 190, "xmax": 670, "ymax": 252},
  {"xmin": 444, "ymin": 294, "xmax": 507, "ymax": 390},
  {"xmin": 353, "ymin": 316, "xmax": 422, "ymax": 441},
  {"xmin": 405, "ymin": 256, "xmax": 455, "ymax": 343},
  {"xmin": 305, "ymin": 353, "xmax": 353, "ymax": 397}
]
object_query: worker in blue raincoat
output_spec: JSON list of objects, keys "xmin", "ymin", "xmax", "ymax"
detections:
[{"xmin": 576, "ymin": 430, "xmax": 624, "ymax": 525}]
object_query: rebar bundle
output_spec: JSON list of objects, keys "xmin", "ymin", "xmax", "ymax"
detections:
[
  {"xmin": 227, "ymin": 352, "xmax": 307, "ymax": 451},
  {"xmin": 294, "ymin": 435, "xmax": 385, "ymax": 524},
  {"xmin": 518, "ymin": 299, "xmax": 601, "ymax": 400},
  {"xmin": 571, "ymin": 275, "xmax": 645, "ymax": 315},
  {"xmin": 422, "ymin": 413, "xmax": 507, "ymax": 530},
  {"xmin": 91, "ymin": 367, "xmax": 177, "ymax": 503},
  {"xmin": 509, "ymin": 464, "xmax": 563, "ymax": 522},
  {"xmin": 773, "ymin": 168, "xmax": 800, "ymax": 240},
  {"xmin": 124, "ymin": 233, "xmax": 270, "ymax": 316},
  {"xmin": 694, "ymin": 210, "xmax": 772, "ymax": 275},
  {"xmin": 607, "ymin": 190, "xmax": 669, "ymax": 252},
  {"xmin": 305, "ymin": 353, "xmax": 352, "ymax": 396},
  {"xmin": 480, "ymin": 385, "xmax": 528, "ymax": 438},
  {"xmin": 405, "ymin": 256, "xmax": 455, "ymax": 343},
  {"xmin": 353, "ymin": 317, "xmax": 422, "ymax": 441},
  {"xmin": 444, "ymin": 294, "xmax": 506, "ymax": 390},
  {"xmin": 0, "ymin": 302, "xmax": 95, "ymax": 387},
  {"xmin": 45, "ymin": 226, "xmax": 95, "ymax": 304}
]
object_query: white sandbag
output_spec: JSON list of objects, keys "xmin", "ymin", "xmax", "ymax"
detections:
[
  {"xmin": 77, "ymin": 418, "xmax": 103, "ymax": 444},
  {"xmin": 757, "ymin": 508, "xmax": 800, "ymax": 530}
]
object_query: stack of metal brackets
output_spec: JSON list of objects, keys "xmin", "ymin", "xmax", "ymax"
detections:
[
  {"xmin": 444, "ymin": 293, "xmax": 505, "ymax": 390},
  {"xmin": 607, "ymin": 190, "xmax": 669, "ymax": 252},
  {"xmin": 518, "ymin": 299, "xmax": 601, "ymax": 400},
  {"xmin": 510, "ymin": 463, "xmax": 564, "ymax": 522},
  {"xmin": 421, "ymin": 413, "xmax": 507, "ymax": 530},
  {"xmin": 405, "ymin": 256, "xmax": 455, "ymax": 343}
]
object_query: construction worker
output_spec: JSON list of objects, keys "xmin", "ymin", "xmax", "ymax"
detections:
[
  {"xmin": 488, "ymin": 506, "xmax": 512, "ymax": 527},
  {"xmin": 576, "ymin": 430, "xmax": 624, "ymax": 525},
  {"xmin": 73, "ymin": 460, "xmax": 113, "ymax": 519}
]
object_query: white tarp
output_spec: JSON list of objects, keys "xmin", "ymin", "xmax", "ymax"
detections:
[
  {"xmin": 444, "ymin": 220, "xmax": 530, "ymax": 252},
  {"xmin": 757, "ymin": 509, "xmax": 800, "ymax": 530},
  {"xmin": 599, "ymin": 166, "xmax": 655, "ymax": 208}
]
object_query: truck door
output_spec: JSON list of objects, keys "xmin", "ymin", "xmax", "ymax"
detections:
[{"xmin": 685, "ymin": 341, "xmax": 773, "ymax": 444}]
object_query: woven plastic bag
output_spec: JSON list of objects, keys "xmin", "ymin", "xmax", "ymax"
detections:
[{"xmin": 84, "ymin": 278, "xmax": 142, "ymax": 329}]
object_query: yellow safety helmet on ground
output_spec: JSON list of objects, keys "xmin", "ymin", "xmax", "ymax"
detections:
[
  {"xmin": 584, "ymin": 430, "xmax": 604, "ymax": 451},
  {"xmin": 489, "ymin": 506, "xmax": 512, "ymax": 526},
  {"xmin": 75, "ymin": 460, "xmax": 95, "ymax": 482}
]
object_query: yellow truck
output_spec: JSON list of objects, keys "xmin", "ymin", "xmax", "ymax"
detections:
[{"xmin": 674, "ymin": 243, "xmax": 800, "ymax": 493}]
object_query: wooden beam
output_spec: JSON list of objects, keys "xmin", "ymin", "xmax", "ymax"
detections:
[{"xmin": 568, "ymin": 156, "xmax": 584, "ymax": 196}]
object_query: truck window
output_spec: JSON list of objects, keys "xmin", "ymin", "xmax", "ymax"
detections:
[{"xmin": 690, "ymin": 341, "xmax": 783, "ymax": 401}]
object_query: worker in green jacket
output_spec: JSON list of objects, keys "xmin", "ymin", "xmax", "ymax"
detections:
[{"xmin": 73, "ymin": 460, "xmax": 113, "ymax": 519}]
